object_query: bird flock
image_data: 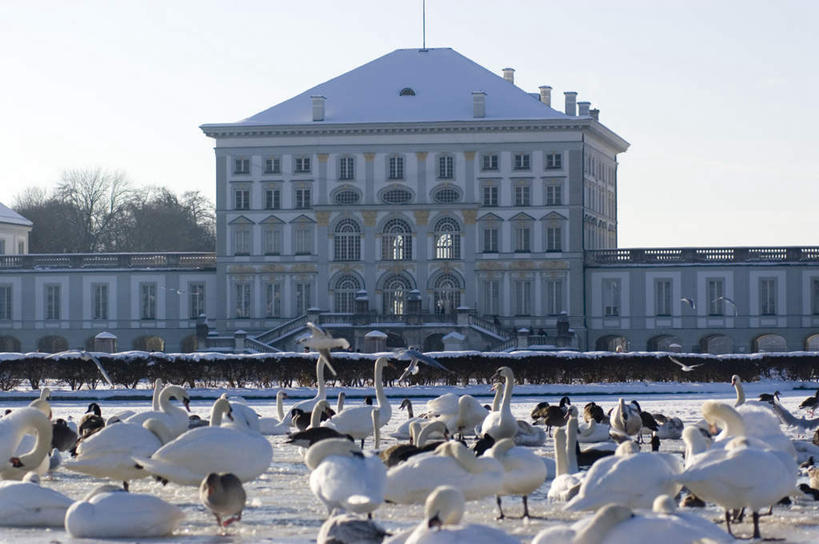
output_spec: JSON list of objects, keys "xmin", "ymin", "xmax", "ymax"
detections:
[{"xmin": 2, "ymin": 331, "xmax": 819, "ymax": 542}]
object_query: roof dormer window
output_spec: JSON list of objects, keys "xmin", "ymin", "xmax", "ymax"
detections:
[{"xmin": 399, "ymin": 87, "xmax": 416, "ymax": 96}]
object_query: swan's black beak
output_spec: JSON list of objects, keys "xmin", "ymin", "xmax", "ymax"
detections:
[
  {"xmin": 183, "ymin": 398, "xmax": 191, "ymax": 412},
  {"xmin": 227, "ymin": 409, "xmax": 234, "ymax": 421},
  {"xmin": 427, "ymin": 513, "xmax": 442, "ymax": 529}
]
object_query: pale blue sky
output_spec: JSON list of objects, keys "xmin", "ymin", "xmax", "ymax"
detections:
[{"xmin": 1, "ymin": 0, "xmax": 817, "ymax": 247}]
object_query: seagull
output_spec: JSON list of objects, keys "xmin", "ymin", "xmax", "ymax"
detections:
[
  {"xmin": 668, "ymin": 356, "xmax": 703, "ymax": 372},
  {"xmin": 394, "ymin": 347, "xmax": 452, "ymax": 382},
  {"xmin": 680, "ymin": 297, "xmax": 696, "ymax": 310},
  {"xmin": 298, "ymin": 322, "xmax": 350, "ymax": 362},
  {"xmin": 46, "ymin": 350, "xmax": 114, "ymax": 387},
  {"xmin": 712, "ymin": 296, "xmax": 738, "ymax": 317}
]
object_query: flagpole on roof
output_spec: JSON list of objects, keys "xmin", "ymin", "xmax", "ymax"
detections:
[{"xmin": 422, "ymin": 0, "xmax": 426, "ymax": 50}]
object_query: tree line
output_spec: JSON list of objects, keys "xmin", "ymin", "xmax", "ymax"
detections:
[{"xmin": 13, "ymin": 168, "xmax": 215, "ymax": 253}]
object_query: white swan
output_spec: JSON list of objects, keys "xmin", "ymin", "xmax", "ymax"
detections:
[
  {"xmin": 0, "ymin": 407, "xmax": 53, "ymax": 480},
  {"xmin": 478, "ymin": 367, "xmax": 517, "ymax": 441},
  {"xmin": 533, "ymin": 503, "xmax": 634, "ymax": 544},
  {"xmin": 259, "ymin": 391, "xmax": 294, "ymax": 435},
  {"xmin": 307, "ymin": 437, "xmax": 386, "ymax": 515},
  {"xmin": 578, "ymin": 417, "xmax": 612, "ymax": 443},
  {"xmin": 514, "ymin": 419, "xmax": 547, "ymax": 447},
  {"xmin": 318, "ymin": 511, "xmax": 389, "ymax": 544},
  {"xmin": 125, "ymin": 384, "xmax": 191, "ymax": 439},
  {"xmin": 391, "ymin": 399, "xmax": 431, "ymax": 440},
  {"xmin": 609, "ymin": 397, "xmax": 641, "ymax": 439},
  {"xmin": 653, "ymin": 413, "xmax": 684, "ymax": 440},
  {"xmin": 486, "ymin": 438, "xmax": 548, "ymax": 519},
  {"xmin": 64, "ymin": 488, "xmax": 184, "ymax": 538},
  {"xmin": 547, "ymin": 424, "xmax": 583, "ymax": 502},
  {"xmin": 291, "ymin": 354, "xmax": 338, "ymax": 415},
  {"xmin": 322, "ymin": 357, "xmax": 392, "ymax": 447},
  {"xmin": 132, "ymin": 397, "xmax": 273, "ymax": 486},
  {"xmin": 0, "ymin": 472, "xmax": 73, "ymax": 527},
  {"xmin": 227, "ymin": 396, "xmax": 261, "ymax": 432},
  {"xmin": 704, "ymin": 400, "xmax": 796, "ymax": 460},
  {"xmin": 385, "ymin": 441, "xmax": 503, "ymax": 504},
  {"xmin": 384, "ymin": 485, "xmax": 518, "ymax": 544}
]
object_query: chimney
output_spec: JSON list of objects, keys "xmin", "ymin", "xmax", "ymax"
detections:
[
  {"xmin": 578, "ymin": 101, "xmax": 591, "ymax": 116},
  {"xmin": 564, "ymin": 91, "xmax": 577, "ymax": 116},
  {"xmin": 311, "ymin": 95, "xmax": 325, "ymax": 122},
  {"xmin": 472, "ymin": 91, "xmax": 486, "ymax": 118},
  {"xmin": 538, "ymin": 85, "xmax": 552, "ymax": 107},
  {"xmin": 590, "ymin": 108, "xmax": 600, "ymax": 121},
  {"xmin": 502, "ymin": 67, "xmax": 515, "ymax": 84}
]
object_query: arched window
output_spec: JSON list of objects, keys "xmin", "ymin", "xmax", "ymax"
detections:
[
  {"xmin": 433, "ymin": 217, "xmax": 460, "ymax": 260},
  {"xmin": 333, "ymin": 219, "xmax": 361, "ymax": 261},
  {"xmin": 382, "ymin": 218, "xmax": 412, "ymax": 261},
  {"xmin": 383, "ymin": 275, "xmax": 411, "ymax": 315},
  {"xmin": 334, "ymin": 276, "xmax": 361, "ymax": 313},
  {"xmin": 433, "ymin": 274, "xmax": 461, "ymax": 315}
]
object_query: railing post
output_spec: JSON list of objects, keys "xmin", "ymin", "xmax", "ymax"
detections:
[
  {"xmin": 234, "ymin": 329, "xmax": 247, "ymax": 352},
  {"xmin": 456, "ymin": 306, "xmax": 470, "ymax": 326},
  {"xmin": 517, "ymin": 328, "xmax": 530, "ymax": 348}
]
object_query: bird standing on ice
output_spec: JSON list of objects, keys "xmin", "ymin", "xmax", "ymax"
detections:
[{"xmin": 200, "ymin": 472, "xmax": 247, "ymax": 530}]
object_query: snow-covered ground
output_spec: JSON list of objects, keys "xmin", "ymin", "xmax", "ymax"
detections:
[{"xmin": 2, "ymin": 382, "xmax": 819, "ymax": 543}]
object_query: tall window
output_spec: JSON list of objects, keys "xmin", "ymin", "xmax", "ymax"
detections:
[
  {"xmin": 334, "ymin": 219, "xmax": 361, "ymax": 261},
  {"xmin": 0, "ymin": 240, "xmax": 5, "ymax": 254},
  {"xmin": 482, "ymin": 226, "xmax": 498, "ymax": 253},
  {"xmin": 482, "ymin": 185, "xmax": 498, "ymax": 207},
  {"xmin": 383, "ymin": 276, "xmax": 410, "ymax": 315},
  {"xmin": 603, "ymin": 278, "xmax": 620, "ymax": 317},
  {"xmin": 233, "ymin": 158, "xmax": 250, "ymax": 174},
  {"xmin": 0, "ymin": 285, "xmax": 11, "ymax": 320},
  {"xmin": 760, "ymin": 278, "xmax": 776, "ymax": 315},
  {"xmin": 433, "ymin": 274, "xmax": 461, "ymax": 315},
  {"xmin": 264, "ymin": 188, "xmax": 281, "ymax": 209},
  {"xmin": 382, "ymin": 219, "xmax": 412, "ymax": 261},
  {"xmin": 234, "ymin": 189, "xmax": 250, "ymax": 210},
  {"xmin": 264, "ymin": 157, "xmax": 281, "ymax": 174},
  {"xmin": 263, "ymin": 226, "xmax": 282, "ymax": 255},
  {"xmin": 482, "ymin": 279, "xmax": 500, "ymax": 315},
  {"xmin": 140, "ymin": 282, "xmax": 156, "ymax": 320},
  {"xmin": 338, "ymin": 156, "xmax": 354, "ymax": 180},
  {"xmin": 433, "ymin": 217, "xmax": 460, "ymax": 259},
  {"xmin": 514, "ymin": 184, "xmax": 530, "ymax": 206},
  {"xmin": 707, "ymin": 279, "xmax": 725, "ymax": 316},
  {"xmin": 545, "ymin": 278, "xmax": 564, "ymax": 315},
  {"xmin": 45, "ymin": 284, "xmax": 61, "ymax": 320},
  {"xmin": 294, "ymin": 156, "xmax": 311, "ymax": 173},
  {"xmin": 482, "ymin": 153, "xmax": 498, "ymax": 171},
  {"xmin": 189, "ymin": 282, "xmax": 205, "ymax": 319},
  {"xmin": 294, "ymin": 188, "xmax": 311, "ymax": 209},
  {"xmin": 235, "ymin": 281, "xmax": 251, "ymax": 318},
  {"xmin": 295, "ymin": 281, "xmax": 312, "ymax": 314},
  {"xmin": 514, "ymin": 224, "xmax": 531, "ymax": 252},
  {"xmin": 92, "ymin": 283, "xmax": 108, "ymax": 320},
  {"xmin": 546, "ymin": 226, "xmax": 562, "ymax": 251},
  {"xmin": 655, "ymin": 279, "xmax": 672, "ymax": 316},
  {"xmin": 388, "ymin": 155, "xmax": 404, "ymax": 179},
  {"xmin": 294, "ymin": 225, "xmax": 313, "ymax": 255},
  {"xmin": 546, "ymin": 152, "xmax": 562, "ymax": 169},
  {"xmin": 513, "ymin": 153, "xmax": 530, "ymax": 170},
  {"xmin": 265, "ymin": 282, "xmax": 281, "ymax": 317},
  {"xmin": 513, "ymin": 280, "xmax": 532, "ymax": 315},
  {"xmin": 546, "ymin": 184, "xmax": 562, "ymax": 206},
  {"xmin": 334, "ymin": 276, "xmax": 360, "ymax": 313},
  {"xmin": 234, "ymin": 228, "xmax": 250, "ymax": 255},
  {"xmin": 813, "ymin": 279, "xmax": 819, "ymax": 315},
  {"xmin": 438, "ymin": 155, "xmax": 454, "ymax": 179}
]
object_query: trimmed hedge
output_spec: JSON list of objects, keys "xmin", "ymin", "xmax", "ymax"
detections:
[{"xmin": 0, "ymin": 351, "xmax": 818, "ymax": 391}]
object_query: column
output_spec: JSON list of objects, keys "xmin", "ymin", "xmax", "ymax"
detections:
[
  {"xmin": 416, "ymin": 152, "xmax": 428, "ymax": 204},
  {"xmin": 317, "ymin": 154, "xmax": 329, "ymax": 205}
]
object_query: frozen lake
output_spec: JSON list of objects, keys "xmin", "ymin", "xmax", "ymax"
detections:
[{"xmin": 2, "ymin": 384, "xmax": 819, "ymax": 543}]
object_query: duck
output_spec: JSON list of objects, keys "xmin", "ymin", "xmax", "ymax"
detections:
[
  {"xmin": 287, "ymin": 400, "xmax": 354, "ymax": 448},
  {"xmin": 306, "ymin": 437, "xmax": 386, "ymax": 516},
  {"xmin": 547, "ymin": 423, "xmax": 583, "ymax": 502},
  {"xmin": 0, "ymin": 407, "xmax": 53, "ymax": 480},
  {"xmin": 0, "ymin": 472, "xmax": 73, "ymax": 527},
  {"xmin": 125, "ymin": 384, "xmax": 191, "ymax": 439},
  {"xmin": 486, "ymin": 437, "xmax": 547, "ymax": 519},
  {"xmin": 318, "ymin": 511, "xmax": 390, "ymax": 544},
  {"xmin": 64, "ymin": 486, "xmax": 184, "ymax": 538},
  {"xmin": 291, "ymin": 353, "xmax": 338, "ymax": 415},
  {"xmin": 391, "ymin": 398, "xmax": 430, "ymax": 440},
  {"xmin": 652, "ymin": 413, "xmax": 684, "ymax": 440},
  {"xmin": 799, "ymin": 389, "xmax": 819, "ymax": 416},
  {"xmin": 132, "ymin": 396, "xmax": 273, "ymax": 486},
  {"xmin": 79, "ymin": 402, "xmax": 106, "ymax": 439},
  {"xmin": 259, "ymin": 390, "xmax": 295, "ymax": 435},
  {"xmin": 478, "ymin": 367, "xmax": 517, "ymax": 441},
  {"xmin": 200, "ymin": 472, "xmax": 246, "ymax": 528},
  {"xmin": 322, "ymin": 357, "xmax": 393, "ymax": 448},
  {"xmin": 609, "ymin": 397, "xmax": 642, "ymax": 439}
]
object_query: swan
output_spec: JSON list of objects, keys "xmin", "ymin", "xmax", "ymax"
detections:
[
  {"xmin": 653, "ymin": 413, "xmax": 684, "ymax": 440},
  {"xmin": 0, "ymin": 472, "xmax": 73, "ymax": 527},
  {"xmin": 547, "ymin": 424, "xmax": 583, "ymax": 502},
  {"xmin": 385, "ymin": 441, "xmax": 503, "ymax": 504},
  {"xmin": 125, "ymin": 384, "xmax": 191, "ymax": 439},
  {"xmin": 381, "ymin": 420, "xmax": 450, "ymax": 467},
  {"xmin": 306, "ymin": 437, "xmax": 386, "ymax": 515},
  {"xmin": 28, "ymin": 394, "xmax": 51, "ymax": 419},
  {"xmin": 486, "ymin": 437, "xmax": 547, "ymax": 519},
  {"xmin": 64, "ymin": 487, "xmax": 184, "ymax": 538},
  {"xmin": 0, "ymin": 407, "xmax": 53, "ymax": 480},
  {"xmin": 226, "ymin": 396, "xmax": 261, "ymax": 432},
  {"xmin": 609, "ymin": 397, "xmax": 642, "ymax": 439},
  {"xmin": 391, "ymin": 398, "xmax": 431, "ymax": 440},
  {"xmin": 298, "ymin": 321, "xmax": 350, "ymax": 361},
  {"xmin": 384, "ymin": 485, "xmax": 518, "ymax": 544},
  {"xmin": 318, "ymin": 511, "xmax": 389, "ymax": 544},
  {"xmin": 425, "ymin": 392, "xmax": 460, "ymax": 418},
  {"xmin": 200, "ymin": 472, "xmax": 246, "ymax": 528},
  {"xmin": 578, "ymin": 418, "xmax": 612, "ymax": 443},
  {"xmin": 132, "ymin": 396, "xmax": 273, "ymax": 486},
  {"xmin": 513, "ymin": 419, "xmax": 546, "ymax": 447},
  {"xmin": 704, "ymin": 400, "xmax": 797, "ymax": 460},
  {"xmin": 322, "ymin": 357, "xmax": 392, "ymax": 448},
  {"xmin": 259, "ymin": 391, "xmax": 294, "ymax": 435},
  {"xmin": 291, "ymin": 354, "xmax": 337, "ymax": 415},
  {"xmin": 532, "ymin": 503, "xmax": 634, "ymax": 544},
  {"xmin": 478, "ymin": 367, "xmax": 517, "ymax": 441}
]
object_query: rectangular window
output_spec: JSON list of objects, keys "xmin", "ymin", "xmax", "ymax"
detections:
[
  {"xmin": 546, "ymin": 184, "xmax": 562, "ymax": 206},
  {"xmin": 263, "ymin": 227, "xmax": 282, "ymax": 255},
  {"xmin": 546, "ymin": 153, "xmax": 562, "ymax": 169},
  {"xmin": 655, "ymin": 279, "xmax": 672, "ymax": 316},
  {"xmin": 707, "ymin": 279, "xmax": 725, "ymax": 316},
  {"xmin": 513, "ymin": 153, "xmax": 530, "ymax": 170},
  {"xmin": 482, "ymin": 279, "xmax": 500, "ymax": 314},
  {"xmin": 45, "ymin": 284, "xmax": 61, "ymax": 320},
  {"xmin": 294, "ymin": 226, "xmax": 313, "ymax": 254},
  {"xmin": 234, "ymin": 189, "xmax": 250, "ymax": 210},
  {"xmin": 92, "ymin": 283, "xmax": 108, "ymax": 320},
  {"xmin": 546, "ymin": 226, "xmax": 562, "ymax": 251},
  {"xmin": 295, "ymin": 188, "xmax": 311, "ymax": 209},
  {"xmin": 338, "ymin": 156, "xmax": 354, "ymax": 180},
  {"xmin": 295, "ymin": 282, "xmax": 311, "ymax": 314},
  {"xmin": 514, "ymin": 225, "xmax": 531, "ymax": 252},
  {"xmin": 603, "ymin": 278, "xmax": 620, "ymax": 317},
  {"xmin": 233, "ymin": 158, "xmax": 250, "ymax": 174},
  {"xmin": 264, "ymin": 189, "xmax": 281, "ymax": 209},
  {"xmin": 0, "ymin": 240, "xmax": 5, "ymax": 254},
  {"xmin": 482, "ymin": 185, "xmax": 498, "ymax": 207},
  {"xmin": 234, "ymin": 229, "xmax": 250, "ymax": 255},
  {"xmin": 813, "ymin": 279, "xmax": 819, "ymax": 315},
  {"xmin": 265, "ymin": 282, "xmax": 281, "ymax": 317},
  {"xmin": 545, "ymin": 279, "xmax": 564, "ymax": 315},
  {"xmin": 482, "ymin": 153, "xmax": 498, "ymax": 171},
  {"xmin": 514, "ymin": 185, "xmax": 530, "ymax": 206},
  {"xmin": 482, "ymin": 226, "xmax": 498, "ymax": 253},
  {"xmin": 140, "ymin": 282, "xmax": 156, "ymax": 320},
  {"xmin": 294, "ymin": 156, "xmax": 311, "ymax": 173},
  {"xmin": 760, "ymin": 278, "xmax": 776, "ymax": 315},
  {"xmin": 514, "ymin": 280, "xmax": 533, "ymax": 315},
  {"xmin": 438, "ymin": 155, "xmax": 454, "ymax": 179},
  {"xmin": 189, "ymin": 282, "xmax": 205, "ymax": 319},
  {"xmin": 0, "ymin": 285, "xmax": 11, "ymax": 320},
  {"xmin": 387, "ymin": 155, "xmax": 404, "ymax": 179},
  {"xmin": 235, "ymin": 282, "xmax": 251, "ymax": 318},
  {"xmin": 264, "ymin": 157, "xmax": 281, "ymax": 174}
]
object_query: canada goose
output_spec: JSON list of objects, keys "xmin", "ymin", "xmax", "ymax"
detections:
[
  {"xmin": 51, "ymin": 418, "xmax": 78, "ymax": 452},
  {"xmin": 380, "ymin": 420, "xmax": 449, "ymax": 467},
  {"xmin": 287, "ymin": 401, "xmax": 352, "ymax": 447},
  {"xmin": 531, "ymin": 397, "xmax": 571, "ymax": 436},
  {"xmin": 758, "ymin": 391, "xmax": 781, "ymax": 404},
  {"xmin": 79, "ymin": 403, "xmax": 105, "ymax": 439},
  {"xmin": 799, "ymin": 389, "xmax": 819, "ymax": 415},
  {"xmin": 583, "ymin": 401, "xmax": 606, "ymax": 423},
  {"xmin": 200, "ymin": 472, "xmax": 246, "ymax": 528}
]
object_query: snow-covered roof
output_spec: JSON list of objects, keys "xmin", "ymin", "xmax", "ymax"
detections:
[
  {"xmin": 0, "ymin": 202, "xmax": 32, "ymax": 227},
  {"xmin": 211, "ymin": 48, "xmax": 574, "ymax": 127}
]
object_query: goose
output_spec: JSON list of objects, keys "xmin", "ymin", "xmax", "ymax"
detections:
[
  {"xmin": 532, "ymin": 503, "xmax": 634, "ymax": 544},
  {"xmin": 200, "ymin": 472, "xmax": 246, "ymax": 528},
  {"xmin": 609, "ymin": 397, "xmax": 642, "ymax": 439},
  {"xmin": 381, "ymin": 420, "xmax": 450, "ymax": 467},
  {"xmin": 384, "ymin": 485, "xmax": 518, "ymax": 544},
  {"xmin": 132, "ymin": 396, "xmax": 273, "ymax": 486},
  {"xmin": 79, "ymin": 402, "xmax": 105, "ymax": 438},
  {"xmin": 486, "ymin": 437, "xmax": 547, "ymax": 519},
  {"xmin": 759, "ymin": 390, "xmax": 781, "ymax": 404},
  {"xmin": 652, "ymin": 413, "xmax": 684, "ymax": 440},
  {"xmin": 287, "ymin": 400, "xmax": 354, "ymax": 448},
  {"xmin": 64, "ymin": 487, "xmax": 184, "ymax": 538},
  {"xmin": 0, "ymin": 472, "xmax": 73, "ymax": 527},
  {"xmin": 51, "ymin": 418, "xmax": 78, "ymax": 452},
  {"xmin": 385, "ymin": 441, "xmax": 502, "ymax": 504},
  {"xmin": 799, "ymin": 389, "xmax": 819, "ymax": 416},
  {"xmin": 291, "ymin": 354, "xmax": 338, "ymax": 415},
  {"xmin": 531, "ymin": 398, "xmax": 570, "ymax": 436},
  {"xmin": 391, "ymin": 398, "xmax": 431, "ymax": 440},
  {"xmin": 318, "ymin": 511, "xmax": 390, "ymax": 544},
  {"xmin": 478, "ymin": 367, "xmax": 517, "ymax": 441},
  {"xmin": 547, "ymin": 424, "xmax": 583, "ymax": 502},
  {"xmin": 0, "ymin": 407, "xmax": 53, "ymax": 480},
  {"xmin": 259, "ymin": 391, "xmax": 294, "ymax": 435},
  {"xmin": 306, "ymin": 437, "xmax": 386, "ymax": 515},
  {"xmin": 322, "ymin": 357, "xmax": 392, "ymax": 448},
  {"xmin": 565, "ymin": 438, "xmax": 682, "ymax": 511},
  {"xmin": 125, "ymin": 384, "xmax": 191, "ymax": 439},
  {"xmin": 298, "ymin": 321, "xmax": 350, "ymax": 362},
  {"xmin": 583, "ymin": 401, "xmax": 606, "ymax": 423},
  {"xmin": 626, "ymin": 400, "xmax": 658, "ymax": 443}
]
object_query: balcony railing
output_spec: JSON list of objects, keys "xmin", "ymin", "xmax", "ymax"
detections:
[
  {"xmin": 586, "ymin": 247, "xmax": 819, "ymax": 265},
  {"xmin": 0, "ymin": 252, "xmax": 216, "ymax": 270}
]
